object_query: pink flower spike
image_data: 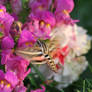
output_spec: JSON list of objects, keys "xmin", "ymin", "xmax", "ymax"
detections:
[
  {"xmin": 6, "ymin": 56, "xmax": 30, "ymax": 80},
  {"xmin": 54, "ymin": 0, "xmax": 75, "ymax": 25},
  {"xmin": 14, "ymin": 84, "xmax": 27, "ymax": 92},
  {"xmin": 18, "ymin": 29, "xmax": 36, "ymax": 48},
  {"xmin": 0, "ymin": 70, "xmax": 19, "ymax": 92},
  {"xmin": 1, "ymin": 36, "xmax": 15, "ymax": 49},
  {"xmin": 29, "ymin": 0, "xmax": 52, "ymax": 12},
  {"xmin": 0, "ymin": 4, "xmax": 14, "ymax": 36}
]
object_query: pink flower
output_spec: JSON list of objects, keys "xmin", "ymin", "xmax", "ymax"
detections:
[
  {"xmin": 31, "ymin": 85, "xmax": 45, "ymax": 92},
  {"xmin": 14, "ymin": 82, "xmax": 27, "ymax": 92},
  {"xmin": 0, "ymin": 4, "xmax": 14, "ymax": 36},
  {"xmin": 54, "ymin": 0, "xmax": 74, "ymax": 13},
  {"xmin": 10, "ymin": 0, "xmax": 22, "ymax": 15},
  {"xmin": 1, "ymin": 36, "xmax": 15, "ymax": 50},
  {"xmin": 18, "ymin": 29, "xmax": 36, "ymax": 48},
  {"xmin": 0, "ymin": 4, "xmax": 6, "ymax": 11},
  {"xmin": 0, "ymin": 70, "xmax": 19, "ymax": 92},
  {"xmin": 5, "ymin": 55, "xmax": 31, "ymax": 80},
  {"xmin": 1, "ymin": 36, "xmax": 15, "ymax": 64},
  {"xmin": 1, "ymin": 49, "xmax": 12, "ymax": 65},
  {"xmin": 54, "ymin": 0, "xmax": 75, "ymax": 25},
  {"xmin": 0, "ymin": 0, "xmax": 7, "ymax": 5},
  {"xmin": 29, "ymin": 11, "xmax": 55, "ymax": 27},
  {"xmin": 29, "ymin": 11, "xmax": 56, "ymax": 39},
  {"xmin": 11, "ymin": 13, "xmax": 19, "ymax": 21},
  {"xmin": 29, "ymin": 0, "xmax": 52, "ymax": 12}
]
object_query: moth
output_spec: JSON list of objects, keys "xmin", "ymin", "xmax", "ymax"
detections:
[
  {"xmin": 36, "ymin": 40, "xmax": 58, "ymax": 73},
  {"xmin": 15, "ymin": 29, "xmax": 64, "ymax": 73},
  {"xmin": 15, "ymin": 38, "xmax": 61, "ymax": 73}
]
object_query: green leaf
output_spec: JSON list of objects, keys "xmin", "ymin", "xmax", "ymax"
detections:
[
  {"xmin": 30, "ymin": 64, "xmax": 46, "ymax": 82},
  {"xmin": 87, "ymin": 88, "xmax": 92, "ymax": 92},
  {"xmin": 0, "ymin": 32, "xmax": 4, "ymax": 38},
  {"xmin": 27, "ymin": 74, "xmax": 38, "ymax": 88},
  {"xmin": 76, "ymin": 90, "xmax": 81, "ymax": 92},
  {"xmin": 88, "ymin": 64, "xmax": 92, "ymax": 73},
  {"xmin": 61, "ymin": 90, "xmax": 64, "ymax": 92},
  {"xmin": 83, "ymin": 80, "xmax": 85, "ymax": 92},
  {"xmin": 86, "ymin": 79, "xmax": 92, "ymax": 88}
]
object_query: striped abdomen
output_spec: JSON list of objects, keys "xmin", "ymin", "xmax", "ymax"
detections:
[{"xmin": 44, "ymin": 54, "xmax": 58, "ymax": 73}]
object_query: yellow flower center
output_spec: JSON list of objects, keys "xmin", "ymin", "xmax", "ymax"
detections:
[
  {"xmin": 7, "ymin": 84, "xmax": 11, "ymax": 88},
  {"xmin": 62, "ymin": 9, "xmax": 69, "ymax": 15},
  {"xmin": 25, "ymin": 42, "xmax": 33, "ymax": 46},
  {"xmin": 0, "ymin": 80, "xmax": 4, "ymax": 84},
  {"xmin": 0, "ymin": 9, "xmax": 3, "ymax": 12},
  {"xmin": 46, "ymin": 24, "xmax": 50, "ymax": 28},
  {"xmin": 0, "ymin": 80, "xmax": 11, "ymax": 88},
  {"xmin": 40, "ymin": 21, "xmax": 51, "ymax": 28},
  {"xmin": 40, "ymin": 21, "xmax": 45, "ymax": 26}
]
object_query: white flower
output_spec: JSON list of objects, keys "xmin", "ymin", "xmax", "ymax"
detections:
[
  {"xmin": 72, "ymin": 25, "xmax": 91, "ymax": 56},
  {"xmin": 33, "ymin": 24, "xmax": 91, "ymax": 90},
  {"xmin": 52, "ymin": 24, "xmax": 91, "ymax": 56},
  {"xmin": 36, "ymin": 56, "xmax": 88, "ymax": 90}
]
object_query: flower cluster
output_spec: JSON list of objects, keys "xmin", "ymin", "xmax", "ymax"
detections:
[{"xmin": 0, "ymin": 0, "xmax": 91, "ymax": 92}]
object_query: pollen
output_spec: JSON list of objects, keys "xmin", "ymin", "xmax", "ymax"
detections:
[
  {"xmin": 40, "ymin": 21, "xmax": 45, "ymax": 26},
  {"xmin": 46, "ymin": 24, "xmax": 50, "ymax": 28},
  {"xmin": 7, "ymin": 84, "xmax": 11, "ymax": 88},
  {"xmin": 62, "ymin": 9, "xmax": 69, "ymax": 15},
  {"xmin": 0, "ymin": 9, "xmax": 3, "ymax": 12},
  {"xmin": 25, "ymin": 42, "xmax": 30, "ymax": 46},
  {"xmin": 0, "ymin": 80, "xmax": 4, "ymax": 84},
  {"xmin": 25, "ymin": 42, "xmax": 33, "ymax": 46}
]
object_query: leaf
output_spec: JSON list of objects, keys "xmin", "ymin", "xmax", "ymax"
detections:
[
  {"xmin": 61, "ymin": 90, "xmax": 64, "ymax": 92},
  {"xmin": 0, "ymin": 32, "xmax": 4, "ymax": 38},
  {"xmin": 30, "ymin": 64, "xmax": 46, "ymax": 82},
  {"xmin": 88, "ymin": 64, "xmax": 92, "ymax": 73},
  {"xmin": 83, "ymin": 80, "xmax": 85, "ymax": 92},
  {"xmin": 86, "ymin": 79, "xmax": 92, "ymax": 88},
  {"xmin": 76, "ymin": 90, "xmax": 81, "ymax": 92},
  {"xmin": 27, "ymin": 74, "xmax": 38, "ymax": 88}
]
